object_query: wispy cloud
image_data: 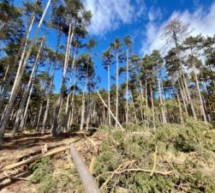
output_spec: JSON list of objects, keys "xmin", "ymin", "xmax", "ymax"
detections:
[
  {"xmin": 142, "ymin": 2, "xmax": 215, "ymax": 55},
  {"xmin": 83, "ymin": 0, "xmax": 145, "ymax": 36}
]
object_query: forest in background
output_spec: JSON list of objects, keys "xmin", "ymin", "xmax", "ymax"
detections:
[
  {"xmin": 0, "ymin": 0, "xmax": 214, "ymax": 141},
  {"xmin": 0, "ymin": 0, "xmax": 215, "ymax": 192}
]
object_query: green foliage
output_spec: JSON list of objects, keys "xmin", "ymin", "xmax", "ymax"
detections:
[
  {"xmin": 29, "ymin": 158, "xmax": 83, "ymax": 193},
  {"xmin": 95, "ymin": 122, "xmax": 215, "ymax": 192},
  {"xmin": 29, "ymin": 158, "xmax": 55, "ymax": 193}
]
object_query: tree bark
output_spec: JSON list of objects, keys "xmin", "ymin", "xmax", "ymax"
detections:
[
  {"xmin": 19, "ymin": 83, "xmax": 34, "ymax": 129},
  {"xmin": 36, "ymin": 103, "xmax": 43, "ymax": 131},
  {"xmin": 97, "ymin": 91, "xmax": 124, "ymax": 130},
  {"xmin": 115, "ymin": 52, "xmax": 119, "ymax": 127},
  {"xmin": 64, "ymin": 51, "xmax": 77, "ymax": 131},
  {"xmin": 107, "ymin": 65, "xmax": 111, "ymax": 126},
  {"xmin": 42, "ymin": 30, "xmax": 62, "ymax": 134},
  {"xmin": 80, "ymin": 90, "xmax": 86, "ymax": 131},
  {"xmin": 192, "ymin": 63, "xmax": 207, "ymax": 123},
  {"xmin": 176, "ymin": 91, "xmax": 184, "ymax": 124},
  {"xmin": 70, "ymin": 144, "xmax": 99, "ymax": 193},
  {"xmin": 51, "ymin": 23, "xmax": 74, "ymax": 137},
  {"xmin": 157, "ymin": 73, "xmax": 167, "ymax": 124},
  {"xmin": 150, "ymin": 84, "xmax": 156, "ymax": 131},
  {"xmin": 0, "ymin": 13, "xmax": 35, "ymax": 111},
  {"xmin": 126, "ymin": 49, "xmax": 129, "ymax": 125},
  {"xmin": 12, "ymin": 38, "xmax": 44, "ymax": 136},
  {"xmin": 0, "ymin": 0, "xmax": 52, "ymax": 144}
]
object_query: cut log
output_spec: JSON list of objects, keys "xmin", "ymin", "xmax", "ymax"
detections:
[
  {"xmin": 70, "ymin": 144, "xmax": 100, "ymax": 193},
  {"xmin": 17, "ymin": 141, "xmax": 69, "ymax": 161},
  {"xmin": 0, "ymin": 170, "xmax": 31, "ymax": 189},
  {"xmin": 2, "ymin": 146, "xmax": 69, "ymax": 171}
]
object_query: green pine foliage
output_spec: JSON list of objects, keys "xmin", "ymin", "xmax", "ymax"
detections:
[{"xmin": 95, "ymin": 121, "xmax": 215, "ymax": 192}]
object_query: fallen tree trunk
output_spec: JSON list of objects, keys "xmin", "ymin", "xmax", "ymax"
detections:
[
  {"xmin": 16, "ymin": 144, "xmax": 64, "ymax": 162},
  {"xmin": 70, "ymin": 144, "xmax": 100, "ymax": 193},
  {"xmin": 97, "ymin": 91, "xmax": 124, "ymax": 130},
  {"xmin": 2, "ymin": 146, "xmax": 69, "ymax": 171},
  {"xmin": 0, "ymin": 170, "xmax": 31, "ymax": 189}
]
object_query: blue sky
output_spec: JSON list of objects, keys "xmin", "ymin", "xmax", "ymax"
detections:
[
  {"xmin": 83, "ymin": 0, "xmax": 215, "ymax": 91},
  {"xmin": 14, "ymin": 0, "xmax": 215, "ymax": 92}
]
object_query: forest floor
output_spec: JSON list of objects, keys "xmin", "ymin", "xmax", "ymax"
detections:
[
  {"xmin": 0, "ymin": 130, "xmax": 105, "ymax": 193},
  {"xmin": 0, "ymin": 121, "xmax": 215, "ymax": 193}
]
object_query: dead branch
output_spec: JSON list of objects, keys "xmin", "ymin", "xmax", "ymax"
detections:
[
  {"xmin": 150, "ymin": 145, "xmax": 158, "ymax": 176},
  {"xmin": 0, "ymin": 170, "xmax": 31, "ymax": 188},
  {"xmin": 99, "ymin": 160, "xmax": 136, "ymax": 191},
  {"xmin": 98, "ymin": 168, "xmax": 173, "ymax": 179},
  {"xmin": 89, "ymin": 156, "xmax": 97, "ymax": 174},
  {"xmin": 114, "ymin": 168, "xmax": 174, "ymax": 175}
]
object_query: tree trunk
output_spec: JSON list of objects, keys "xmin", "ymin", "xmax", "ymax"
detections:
[
  {"xmin": 97, "ymin": 91, "xmax": 124, "ymax": 130},
  {"xmin": 51, "ymin": 23, "xmax": 74, "ymax": 137},
  {"xmin": 36, "ymin": 103, "xmax": 43, "ymax": 131},
  {"xmin": 69, "ymin": 76, "xmax": 77, "ymax": 128},
  {"xmin": 182, "ymin": 74, "xmax": 197, "ymax": 120},
  {"xmin": 19, "ymin": 84, "xmax": 34, "ymax": 129},
  {"xmin": 80, "ymin": 90, "xmax": 86, "ymax": 131},
  {"xmin": 115, "ymin": 52, "xmax": 119, "ymax": 127},
  {"xmin": 0, "ymin": 13, "xmax": 35, "ymax": 111},
  {"xmin": 176, "ymin": 91, "xmax": 184, "ymax": 124},
  {"xmin": 130, "ymin": 91, "xmax": 138, "ymax": 124},
  {"xmin": 157, "ymin": 74, "xmax": 167, "ymax": 124},
  {"xmin": 12, "ymin": 38, "xmax": 44, "ymax": 136},
  {"xmin": 150, "ymin": 84, "xmax": 156, "ymax": 131},
  {"xmin": 192, "ymin": 63, "xmax": 207, "ymax": 123},
  {"xmin": 126, "ymin": 49, "xmax": 129, "ymax": 125},
  {"xmin": 107, "ymin": 65, "xmax": 111, "ymax": 126},
  {"xmin": 64, "ymin": 51, "xmax": 77, "ymax": 131},
  {"xmin": 0, "ymin": 0, "xmax": 52, "ymax": 143},
  {"xmin": 42, "ymin": 30, "xmax": 62, "ymax": 134},
  {"xmin": 178, "ymin": 79, "xmax": 189, "ymax": 116}
]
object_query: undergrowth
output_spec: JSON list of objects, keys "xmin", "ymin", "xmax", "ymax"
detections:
[
  {"xmin": 96, "ymin": 120, "xmax": 215, "ymax": 192},
  {"xmin": 28, "ymin": 120, "xmax": 215, "ymax": 192},
  {"xmin": 29, "ymin": 158, "xmax": 83, "ymax": 193}
]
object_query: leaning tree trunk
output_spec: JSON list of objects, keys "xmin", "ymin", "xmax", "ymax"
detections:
[
  {"xmin": 19, "ymin": 83, "xmax": 34, "ymax": 129},
  {"xmin": 192, "ymin": 62, "xmax": 207, "ymax": 123},
  {"xmin": 42, "ymin": 31, "xmax": 62, "ymax": 133},
  {"xmin": 178, "ymin": 79, "xmax": 189, "ymax": 116},
  {"xmin": 182, "ymin": 73, "xmax": 197, "ymax": 120},
  {"xmin": 63, "ymin": 51, "xmax": 77, "ymax": 131},
  {"xmin": 12, "ymin": 38, "xmax": 44, "ymax": 136},
  {"xmin": 0, "ymin": 0, "xmax": 52, "ymax": 144},
  {"xmin": 0, "ymin": 13, "xmax": 36, "ymax": 112},
  {"xmin": 51, "ymin": 23, "xmax": 74, "ymax": 137}
]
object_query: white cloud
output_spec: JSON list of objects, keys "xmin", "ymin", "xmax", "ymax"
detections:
[
  {"xmin": 142, "ymin": 2, "xmax": 215, "ymax": 56},
  {"xmin": 148, "ymin": 7, "xmax": 162, "ymax": 22},
  {"xmin": 83, "ymin": 0, "xmax": 145, "ymax": 36}
]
